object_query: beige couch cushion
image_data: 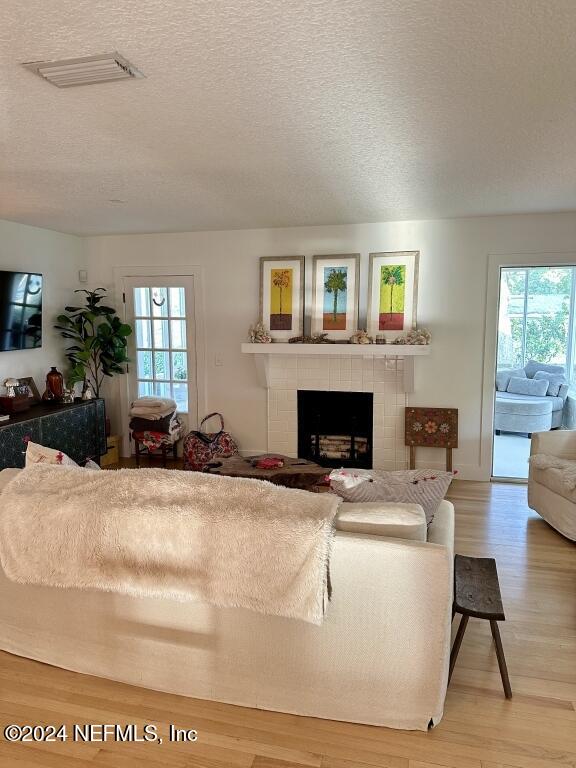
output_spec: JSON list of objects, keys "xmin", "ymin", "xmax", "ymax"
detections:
[
  {"xmin": 335, "ymin": 501, "xmax": 427, "ymax": 541},
  {"xmin": 531, "ymin": 466, "xmax": 576, "ymax": 503}
]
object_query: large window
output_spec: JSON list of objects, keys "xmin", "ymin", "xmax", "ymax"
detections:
[
  {"xmin": 132, "ymin": 286, "xmax": 189, "ymax": 412},
  {"xmin": 498, "ymin": 266, "xmax": 575, "ymax": 379}
]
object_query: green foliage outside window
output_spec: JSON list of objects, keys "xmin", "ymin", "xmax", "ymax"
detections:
[{"xmin": 500, "ymin": 267, "xmax": 572, "ymax": 369}]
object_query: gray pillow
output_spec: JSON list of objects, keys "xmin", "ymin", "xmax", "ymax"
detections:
[
  {"xmin": 506, "ymin": 376, "xmax": 548, "ymax": 396},
  {"xmin": 524, "ymin": 360, "xmax": 565, "ymax": 378},
  {"xmin": 496, "ymin": 368, "xmax": 526, "ymax": 392},
  {"xmin": 329, "ymin": 469, "xmax": 454, "ymax": 525},
  {"xmin": 533, "ymin": 370, "xmax": 567, "ymax": 397}
]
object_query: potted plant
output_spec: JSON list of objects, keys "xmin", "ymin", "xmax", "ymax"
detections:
[{"xmin": 55, "ymin": 288, "xmax": 132, "ymax": 399}]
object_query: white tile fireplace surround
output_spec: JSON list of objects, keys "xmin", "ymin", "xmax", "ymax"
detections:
[{"xmin": 266, "ymin": 355, "xmax": 408, "ymax": 470}]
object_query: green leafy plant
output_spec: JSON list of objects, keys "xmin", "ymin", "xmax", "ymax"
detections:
[
  {"xmin": 55, "ymin": 288, "xmax": 132, "ymax": 398},
  {"xmin": 324, "ymin": 268, "xmax": 347, "ymax": 322}
]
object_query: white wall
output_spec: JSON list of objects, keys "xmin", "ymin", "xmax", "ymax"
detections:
[
  {"xmin": 83, "ymin": 212, "xmax": 576, "ymax": 480},
  {"xmin": 0, "ymin": 219, "xmax": 82, "ymax": 393}
]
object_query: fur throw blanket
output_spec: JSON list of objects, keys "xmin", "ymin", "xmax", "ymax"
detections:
[
  {"xmin": 529, "ymin": 452, "xmax": 576, "ymax": 490},
  {"xmin": 0, "ymin": 465, "xmax": 340, "ymax": 625}
]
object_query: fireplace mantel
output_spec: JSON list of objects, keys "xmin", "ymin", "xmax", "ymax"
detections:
[
  {"xmin": 241, "ymin": 343, "xmax": 431, "ymax": 357},
  {"xmin": 241, "ymin": 343, "xmax": 430, "ymax": 392}
]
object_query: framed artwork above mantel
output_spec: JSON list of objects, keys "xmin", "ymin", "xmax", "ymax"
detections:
[
  {"xmin": 310, "ymin": 254, "xmax": 360, "ymax": 340},
  {"xmin": 367, "ymin": 251, "xmax": 419, "ymax": 340},
  {"xmin": 259, "ymin": 256, "xmax": 305, "ymax": 341}
]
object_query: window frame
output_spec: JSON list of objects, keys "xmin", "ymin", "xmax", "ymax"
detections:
[
  {"xmin": 115, "ymin": 266, "xmax": 207, "ymax": 460},
  {"xmin": 132, "ymin": 287, "xmax": 189, "ymax": 410},
  {"xmin": 497, "ymin": 265, "xmax": 576, "ymax": 380}
]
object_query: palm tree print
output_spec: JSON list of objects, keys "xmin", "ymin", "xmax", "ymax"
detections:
[
  {"xmin": 381, "ymin": 265, "xmax": 405, "ymax": 317},
  {"xmin": 324, "ymin": 268, "xmax": 348, "ymax": 323},
  {"xmin": 272, "ymin": 270, "xmax": 291, "ymax": 317}
]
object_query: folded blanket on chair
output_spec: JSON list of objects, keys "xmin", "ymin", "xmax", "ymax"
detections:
[
  {"xmin": 131, "ymin": 396, "xmax": 177, "ymax": 410},
  {"xmin": 130, "ymin": 412, "xmax": 176, "ymax": 433},
  {"xmin": 130, "ymin": 406, "xmax": 175, "ymax": 420},
  {"xmin": 0, "ymin": 464, "xmax": 339, "ymax": 625}
]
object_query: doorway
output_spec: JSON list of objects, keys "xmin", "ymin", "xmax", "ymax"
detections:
[
  {"xmin": 122, "ymin": 275, "xmax": 198, "ymax": 454},
  {"xmin": 492, "ymin": 266, "xmax": 574, "ymax": 479}
]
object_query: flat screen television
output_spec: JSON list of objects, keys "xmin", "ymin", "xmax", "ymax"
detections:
[{"xmin": 0, "ymin": 271, "xmax": 43, "ymax": 351}]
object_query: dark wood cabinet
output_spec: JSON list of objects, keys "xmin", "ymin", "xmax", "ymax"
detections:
[{"xmin": 0, "ymin": 399, "xmax": 107, "ymax": 469}]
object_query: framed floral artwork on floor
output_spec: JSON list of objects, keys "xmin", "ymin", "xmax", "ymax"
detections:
[
  {"xmin": 367, "ymin": 251, "xmax": 419, "ymax": 340},
  {"xmin": 311, "ymin": 254, "xmax": 360, "ymax": 340},
  {"xmin": 259, "ymin": 256, "xmax": 305, "ymax": 341}
]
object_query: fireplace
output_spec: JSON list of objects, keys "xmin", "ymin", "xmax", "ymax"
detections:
[{"xmin": 297, "ymin": 390, "xmax": 373, "ymax": 468}]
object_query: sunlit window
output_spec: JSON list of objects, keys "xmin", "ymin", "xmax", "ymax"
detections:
[
  {"xmin": 498, "ymin": 267, "xmax": 573, "ymax": 378},
  {"xmin": 132, "ymin": 287, "xmax": 188, "ymax": 412}
]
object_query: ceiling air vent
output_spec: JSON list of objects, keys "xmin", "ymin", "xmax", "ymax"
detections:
[{"xmin": 22, "ymin": 52, "xmax": 144, "ymax": 88}]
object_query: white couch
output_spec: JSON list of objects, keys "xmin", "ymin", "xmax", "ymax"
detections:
[
  {"xmin": 0, "ymin": 468, "xmax": 454, "ymax": 731},
  {"xmin": 495, "ymin": 361, "xmax": 568, "ymax": 435},
  {"xmin": 529, "ymin": 431, "xmax": 576, "ymax": 541}
]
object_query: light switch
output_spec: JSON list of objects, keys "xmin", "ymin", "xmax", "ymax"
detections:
[{"xmin": 214, "ymin": 354, "xmax": 224, "ymax": 367}]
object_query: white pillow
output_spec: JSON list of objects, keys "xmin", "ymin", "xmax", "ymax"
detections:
[
  {"xmin": 25, "ymin": 441, "xmax": 77, "ymax": 467},
  {"xmin": 335, "ymin": 502, "xmax": 427, "ymax": 541}
]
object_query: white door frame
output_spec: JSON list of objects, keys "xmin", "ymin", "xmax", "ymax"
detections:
[
  {"xmin": 481, "ymin": 251, "xmax": 576, "ymax": 480},
  {"xmin": 114, "ymin": 265, "xmax": 207, "ymax": 457}
]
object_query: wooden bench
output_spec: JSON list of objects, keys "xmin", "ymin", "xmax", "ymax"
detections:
[{"xmin": 449, "ymin": 554, "xmax": 512, "ymax": 699}]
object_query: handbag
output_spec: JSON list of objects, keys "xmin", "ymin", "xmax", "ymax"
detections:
[{"xmin": 183, "ymin": 412, "xmax": 239, "ymax": 471}]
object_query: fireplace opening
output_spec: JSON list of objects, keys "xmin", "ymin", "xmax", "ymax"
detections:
[{"xmin": 297, "ymin": 390, "xmax": 373, "ymax": 469}]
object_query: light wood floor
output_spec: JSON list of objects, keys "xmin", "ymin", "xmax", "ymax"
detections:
[{"xmin": 0, "ymin": 480, "xmax": 574, "ymax": 768}]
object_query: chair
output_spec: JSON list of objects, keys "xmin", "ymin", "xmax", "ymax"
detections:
[
  {"xmin": 133, "ymin": 433, "xmax": 179, "ymax": 468},
  {"xmin": 131, "ymin": 418, "xmax": 186, "ymax": 469},
  {"xmin": 528, "ymin": 430, "xmax": 576, "ymax": 541}
]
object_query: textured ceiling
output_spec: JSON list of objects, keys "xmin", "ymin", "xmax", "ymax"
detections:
[{"xmin": 1, "ymin": 0, "xmax": 576, "ymax": 235}]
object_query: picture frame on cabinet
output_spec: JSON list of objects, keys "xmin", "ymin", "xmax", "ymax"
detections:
[{"xmin": 17, "ymin": 376, "xmax": 41, "ymax": 403}]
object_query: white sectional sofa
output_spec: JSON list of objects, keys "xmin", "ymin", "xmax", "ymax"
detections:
[
  {"xmin": 0, "ymin": 468, "xmax": 454, "ymax": 730},
  {"xmin": 495, "ymin": 360, "xmax": 568, "ymax": 435}
]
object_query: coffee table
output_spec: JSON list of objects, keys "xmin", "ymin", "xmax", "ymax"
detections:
[{"xmin": 206, "ymin": 454, "xmax": 328, "ymax": 491}]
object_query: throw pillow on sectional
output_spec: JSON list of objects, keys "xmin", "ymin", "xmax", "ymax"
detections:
[
  {"xmin": 506, "ymin": 377, "xmax": 549, "ymax": 397},
  {"xmin": 495, "ymin": 367, "xmax": 526, "ymax": 392},
  {"xmin": 329, "ymin": 468, "xmax": 454, "ymax": 525},
  {"xmin": 533, "ymin": 371, "xmax": 567, "ymax": 397}
]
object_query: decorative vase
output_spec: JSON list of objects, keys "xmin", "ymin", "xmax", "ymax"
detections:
[{"xmin": 46, "ymin": 367, "xmax": 64, "ymax": 400}]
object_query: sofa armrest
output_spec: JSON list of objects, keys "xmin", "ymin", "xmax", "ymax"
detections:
[
  {"xmin": 427, "ymin": 500, "xmax": 454, "ymax": 556},
  {"xmin": 530, "ymin": 430, "xmax": 576, "ymax": 460},
  {"xmin": 327, "ymin": 530, "xmax": 453, "ymax": 727}
]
